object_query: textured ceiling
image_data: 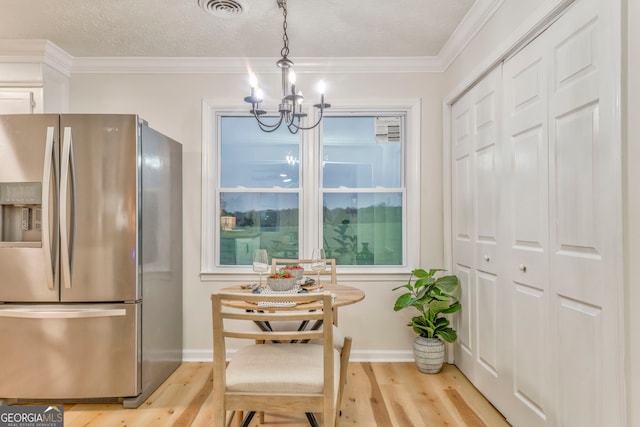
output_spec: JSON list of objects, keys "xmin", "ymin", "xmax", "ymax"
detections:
[{"xmin": 0, "ymin": 0, "xmax": 475, "ymax": 58}]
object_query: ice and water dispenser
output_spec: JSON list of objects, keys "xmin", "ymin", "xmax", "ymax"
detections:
[{"xmin": 0, "ymin": 182, "xmax": 42, "ymax": 245}]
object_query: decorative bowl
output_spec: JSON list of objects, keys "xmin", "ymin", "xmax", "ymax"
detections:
[
  {"xmin": 266, "ymin": 276, "xmax": 297, "ymax": 291},
  {"xmin": 279, "ymin": 266, "xmax": 304, "ymax": 280}
]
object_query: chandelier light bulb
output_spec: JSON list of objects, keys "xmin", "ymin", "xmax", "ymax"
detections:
[
  {"xmin": 317, "ymin": 80, "xmax": 326, "ymax": 95},
  {"xmin": 288, "ymin": 69, "xmax": 296, "ymax": 85},
  {"xmin": 249, "ymin": 73, "xmax": 258, "ymax": 88}
]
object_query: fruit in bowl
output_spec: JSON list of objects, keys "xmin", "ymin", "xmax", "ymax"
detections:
[
  {"xmin": 279, "ymin": 265, "xmax": 304, "ymax": 279},
  {"xmin": 266, "ymin": 272, "xmax": 297, "ymax": 291}
]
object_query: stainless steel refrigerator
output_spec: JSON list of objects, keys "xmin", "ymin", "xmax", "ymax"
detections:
[{"xmin": 0, "ymin": 114, "xmax": 182, "ymax": 408}]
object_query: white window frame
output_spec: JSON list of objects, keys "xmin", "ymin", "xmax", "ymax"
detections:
[{"xmin": 201, "ymin": 98, "xmax": 421, "ymax": 281}]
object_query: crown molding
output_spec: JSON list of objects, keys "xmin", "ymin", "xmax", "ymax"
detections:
[
  {"xmin": 70, "ymin": 56, "xmax": 443, "ymax": 74},
  {"xmin": 0, "ymin": 39, "xmax": 73, "ymax": 76},
  {"xmin": 437, "ymin": 0, "xmax": 506, "ymax": 70}
]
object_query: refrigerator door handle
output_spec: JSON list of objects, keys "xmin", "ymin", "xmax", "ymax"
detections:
[
  {"xmin": 41, "ymin": 126, "xmax": 56, "ymax": 290},
  {"xmin": 0, "ymin": 308, "xmax": 126, "ymax": 319},
  {"xmin": 60, "ymin": 126, "xmax": 76, "ymax": 289}
]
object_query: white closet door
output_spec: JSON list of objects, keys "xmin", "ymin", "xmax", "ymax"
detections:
[
  {"xmin": 546, "ymin": 0, "xmax": 623, "ymax": 425},
  {"xmin": 502, "ymin": 24, "xmax": 552, "ymax": 427},
  {"xmin": 452, "ymin": 66, "xmax": 504, "ymax": 406},
  {"xmin": 500, "ymin": 0, "xmax": 623, "ymax": 425}
]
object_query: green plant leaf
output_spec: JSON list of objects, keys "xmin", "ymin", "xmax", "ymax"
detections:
[
  {"xmin": 393, "ymin": 293, "xmax": 413, "ymax": 311},
  {"xmin": 442, "ymin": 301, "xmax": 462, "ymax": 314},
  {"xmin": 436, "ymin": 328, "xmax": 457, "ymax": 343},
  {"xmin": 434, "ymin": 275, "xmax": 459, "ymax": 293},
  {"xmin": 412, "ymin": 269, "xmax": 429, "ymax": 278}
]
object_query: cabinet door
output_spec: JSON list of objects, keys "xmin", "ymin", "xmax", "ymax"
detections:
[{"xmin": 0, "ymin": 91, "xmax": 34, "ymax": 114}]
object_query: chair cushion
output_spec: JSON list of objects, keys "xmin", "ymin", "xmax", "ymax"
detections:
[{"xmin": 226, "ymin": 343, "xmax": 340, "ymax": 395}]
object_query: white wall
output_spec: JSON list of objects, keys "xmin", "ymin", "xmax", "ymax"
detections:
[{"xmin": 69, "ymin": 70, "xmax": 447, "ymax": 361}]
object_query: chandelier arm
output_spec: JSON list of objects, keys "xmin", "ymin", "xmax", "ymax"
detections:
[
  {"xmin": 286, "ymin": 122, "xmax": 301, "ymax": 134},
  {"xmin": 252, "ymin": 111, "xmax": 285, "ymax": 131},
  {"xmin": 287, "ymin": 107, "xmax": 326, "ymax": 131},
  {"xmin": 257, "ymin": 119, "xmax": 285, "ymax": 133}
]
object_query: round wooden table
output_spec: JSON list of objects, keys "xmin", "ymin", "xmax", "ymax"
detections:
[
  {"xmin": 218, "ymin": 283, "xmax": 365, "ymax": 310},
  {"xmin": 218, "ymin": 283, "xmax": 365, "ymax": 325}
]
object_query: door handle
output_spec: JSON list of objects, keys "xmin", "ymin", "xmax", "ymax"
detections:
[
  {"xmin": 41, "ymin": 127, "xmax": 56, "ymax": 290},
  {"xmin": 60, "ymin": 127, "xmax": 76, "ymax": 289},
  {"xmin": 0, "ymin": 308, "xmax": 126, "ymax": 319}
]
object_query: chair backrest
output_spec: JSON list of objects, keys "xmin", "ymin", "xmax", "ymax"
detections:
[
  {"xmin": 271, "ymin": 258, "xmax": 338, "ymax": 284},
  {"xmin": 211, "ymin": 291, "xmax": 337, "ymax": 426}
]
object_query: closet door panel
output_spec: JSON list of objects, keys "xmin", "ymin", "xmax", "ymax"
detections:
[
  {"xmin": 473, "ymin": 76, "xmax": 501, "ymax": 275},
  {"xmin": 546, "ymin": 0, "xmax": 619, "ymax": 424},
  {"xmin": 452, "ymin": 94, "xmax": 477, "ymax": 376},
  {"xmin": 455, "ymin": 265, "xmax": 474, "ymax": 364},
  {"xmin": 557, "ymin": 297, "xmax": 601, "ymax": 427},
  {"xmin": 451, "ymin": 65, "xmax": 504, "ymax": 405},
  {"xmin": 503, "ymin": 28, "xmax": 551, "ymax": 427},
  {"xmin": 476, "ymin": 271, "xmax": 498, "ymax": 376},
  {"xmin": 475, "ymin": 144, "xmax": 498, "ymax": 272},
  {"xmin": 453, "ymin": 101, "xmax": 474, "ymax": 268},
  {"xmin": 513, "ymin": 283, "xmax": 547, "ymax": 419}
]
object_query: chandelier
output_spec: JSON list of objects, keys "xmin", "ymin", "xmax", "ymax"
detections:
[{"xmin": 243, "ymin": 0, "xmax": 330, "ymax": 133}]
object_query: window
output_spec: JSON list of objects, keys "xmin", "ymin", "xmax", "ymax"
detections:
[{"xmin": 201, "ymin": 100, "xmax": 420, "ymax": 276}]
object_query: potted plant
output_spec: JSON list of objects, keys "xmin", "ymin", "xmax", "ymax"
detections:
[{"xmin": 392, "ymin": 268, "xmax": 461, "ymax": 373}]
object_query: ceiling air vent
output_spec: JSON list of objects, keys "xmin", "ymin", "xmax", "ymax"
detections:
[{"xmin": 198, "ymin": 0, "xmax": 248, "ymax": 17}]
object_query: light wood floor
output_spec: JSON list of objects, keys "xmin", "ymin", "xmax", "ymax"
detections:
[{"xmin": 53, "ymin": 362, "xmax": 510, "ymax": 426}]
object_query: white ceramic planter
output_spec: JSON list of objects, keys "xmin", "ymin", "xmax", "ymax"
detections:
[{"xmin": 413, "ymin": 336, "xmax": 445, "ymax": 374}]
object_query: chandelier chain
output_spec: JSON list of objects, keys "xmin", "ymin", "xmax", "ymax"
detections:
[{"xmin": 280, "ymin": 0, "xmax": 289, "ymax": 58}]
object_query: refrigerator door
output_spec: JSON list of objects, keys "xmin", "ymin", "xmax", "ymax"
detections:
[
  {"xmin": 59, "ymin": 114, "xmax": 140, "ymax": 302},
  {"xmin": 0, "ymin": 114, "xmax": 59, "ymax": 302},
  {"xmin": 0, "ymin": 303, "xmax": 141, "ymax": 399}
]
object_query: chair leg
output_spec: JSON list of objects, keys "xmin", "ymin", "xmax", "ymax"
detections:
[
  {"xmin": 305, "ymin": 412, "xmax": 319, "ymax": 427},
  {"xmin": 336, "ymin": 336, "xmax": 353, "ymax": 422},
  {"xmin": 240, "ymin": 411, "xmax": 256, "ymax": 427}
]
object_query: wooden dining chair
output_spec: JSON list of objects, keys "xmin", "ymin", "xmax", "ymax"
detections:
[
  {"xmin": 211, "ymin": 291, "xmax": 348, "ymax": 427},
  {"xmin": 271, "ymin": 258, "xmax": 338, "ymax": 284},
  {"xmin": 268, "ymin": 257, "xmax": 351, "ymax": 421}
]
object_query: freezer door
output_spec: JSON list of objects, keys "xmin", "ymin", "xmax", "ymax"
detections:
[
  {"xmin": 0, "ymin": 114, "xmax": 59, "ymax": 302},
  {"xmin": 59, "ymin": 114, "xmax": 140, "ymax": 302},
  {"xmin": 0, "ymin": 303, "xmax": 140, "ymax": 399}
]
